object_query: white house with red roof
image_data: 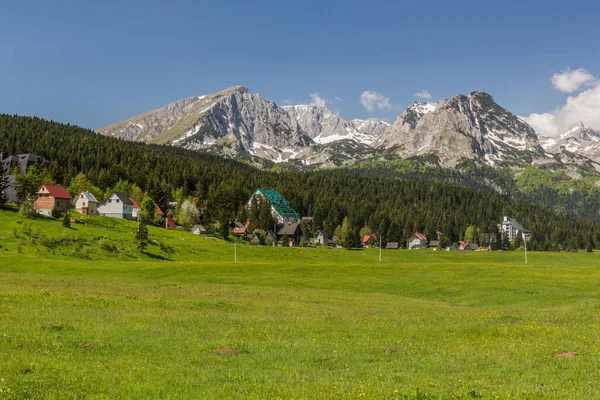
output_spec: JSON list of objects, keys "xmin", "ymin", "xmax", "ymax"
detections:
[
  {"xmin": 34, "ymin": 184, "xmax": 72, "ymax": 217},
  {"xmin": 407, "ymin": 233, "xmax": 428, "ymax": 249}
]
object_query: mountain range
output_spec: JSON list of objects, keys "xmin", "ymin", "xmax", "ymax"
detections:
[{"xmin": 99, "ymin": 86, "xmax": 600, "ymax": 170}]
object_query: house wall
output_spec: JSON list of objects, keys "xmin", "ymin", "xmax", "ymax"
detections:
[
  {"xmin": 75, "ymin": 196, "xmax": 98, "ymax": 215},
  {"xmin": 408, "ymin": 238, "xmax": 426, "ymax": 249},
  {"xmin": 97, "ymin": 194, "xmax": 133, "ymax": 220}
]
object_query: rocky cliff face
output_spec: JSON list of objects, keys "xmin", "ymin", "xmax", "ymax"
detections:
[
  {"xmin": 376, "ymin": 92, "xmax": 543, "ymax": 166},
  {"xmin": 540, "ymin": 122, "xmax": 600, "ymax": 161},
  {"xmin": 100, "ymin": 87, "xmax": 600, "ymax": 169}
]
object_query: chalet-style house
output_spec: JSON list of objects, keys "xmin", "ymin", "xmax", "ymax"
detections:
[
  {"xmin": 386, "ymin": 242, "xmax": 400, "ymax": 250},
  {"xmin": 74, "ymin": 192, "xmax": 98, "ymax": 215},
  {"xmin": 407, "ymin": 233, "xmax": 428, "ymax": 249},
  {"xmin": 34, "ymin": 184, "xmax": 72, "ymax": 217},
  {"xmin": 278, "ymin": 222, "xmax": 302, "ymax": 246},
  {"xmin": 1, "ymin": 152, "xmax": 50, "ymax": 174},
  {"xmin": 248, "ymin": 188, "xmax": 300, "ymax": 224},
  {"xmin": 362, "ymin": 233, "xmax": 377, "ymax": 248},
  {"xmin": 314, "ymin": 230, "xmax": 329, "ymax": 246},
  {"xmin": 97, "ymin": 191, "xmax": 133, "ymax": 220},
  {"xmin": 500, "ymin": 216, "xmax": 530, "ymax": 242}
]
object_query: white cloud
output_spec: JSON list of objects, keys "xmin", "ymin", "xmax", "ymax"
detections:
[
  {"xmin": 522, "ymin": 80, "xmax": 600, "ymax": 136},
  {"xmin": 310, "ymin": 93, "xmax": 327, "ymax": 108},
  {"xmin": 415, "ymin": 90, "xmax": 432, "ymax": 99},
  {"xmin": 551, "ymin": 68, "xmax": 596, "ymax": 93},
  {"xmin": 360, "ymin": 90, "xmax": 391, "ymax": 112}
]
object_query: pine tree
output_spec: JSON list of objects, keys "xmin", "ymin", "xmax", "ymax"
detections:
[
  {"xmin": 135, "ymin": 220, "xmax": 149, "ymax": 252},
  {"xmin": 62, "ymin": 211, "xmax": 71, "ymax": 228}
]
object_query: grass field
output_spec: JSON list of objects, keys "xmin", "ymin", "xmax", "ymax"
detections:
[{"xmin": 1, "ymin": 208, "xmax": 600, "ymax": 399}]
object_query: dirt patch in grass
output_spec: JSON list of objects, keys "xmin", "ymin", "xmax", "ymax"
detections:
[
  {"xmin": 556, "ymin": 351, "xmax": 578, "ymax": 359},
  {"xmin": 216, "ymin": 347, "xmax": 239, "ymax": 355},
  {"xmin": 80, "ymin": 343, "xmax": 96, "ymax": 350},
  {"xmin": 381, "ymin": 348, "xmax": 398, "ymax": 354}
]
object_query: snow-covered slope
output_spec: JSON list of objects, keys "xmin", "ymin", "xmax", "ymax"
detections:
[{"xmin": 540, "ymin": 122, "xmax": 600, "ymax": 162}]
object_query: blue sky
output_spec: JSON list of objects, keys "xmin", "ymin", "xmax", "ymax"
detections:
[{"xmin": 1, "ymin": 0, "xmax": 599, "ymax": 132}]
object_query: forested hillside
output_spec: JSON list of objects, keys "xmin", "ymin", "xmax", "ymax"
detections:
[{"xmin": 1, "ymin": 114, "xmax": 599, "ymax": 251}]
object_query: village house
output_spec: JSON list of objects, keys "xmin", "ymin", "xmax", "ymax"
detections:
[
  {"xmin": 74, "ymin": 191, "xmax": 98, "ymax": 215},
  {"xmin": 34, "ymin": 184, "xmax": 72, "ymax": 217},
  {"xmin": 428, "ymin": 240, "xmax": 441, "ymax": 250},
  {"xmin": 247, "ymin": 188, "xmax": 300, "ymax": 225},
  {"xmin": 278, "ymin": 222, "xmax": 302, "ymax": 246},
  {"xmin": 130, "ymin": 198, "xmax": 140, "ymax": 220},
  {"xmin": 191, "ymin": 224, "xmax": 208, "ymax": 235},
  {"xmin": 362, "ymin": 233, "xmax": 377, "ymax": 248},
  {"xmin": 314, "ymin": 230, "xmax": 329, "ymax": 246},
  {"xmin": 97, "ymin": 191, "xmax": 133, "ymax": 220},
  {"xmin": 500, "ymin": 216, "xmax": 530, "ymax": 242},
  {"xmin": 407, "ymin": 233, "xmax": 428, "ymax": 249}
]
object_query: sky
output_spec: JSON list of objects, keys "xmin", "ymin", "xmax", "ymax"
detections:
[{"xmin": 1, "ymin": 0, "xmax": 599, "ymax": 135}]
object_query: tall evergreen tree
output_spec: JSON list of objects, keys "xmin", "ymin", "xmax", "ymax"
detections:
[{"xmin": 0, "ymin": 168, "xmax": 9, "ymax": 206}]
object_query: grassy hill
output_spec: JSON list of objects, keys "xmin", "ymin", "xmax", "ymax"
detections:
[{"xmin": 1, "ymin": 208, "xmax": 600, "ymax": 398}]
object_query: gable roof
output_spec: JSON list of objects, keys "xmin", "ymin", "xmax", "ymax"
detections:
[
  {"xmin": 111, "ymin": 191, "xmax": 133, "ymax": 204},
  {"xmin": 255, "ymin": 188, "xmax": 299, "ymax": 220},
  {"xmin": 278, "ymin": 222, "xmax": 301, "ymax": 236},
  {"xmin": 155, "ymin": 204, "xmax": 164, "ymax": 216},
  {"xmin": 38, "ymin": 184, "xmax": 72, "ymax": 199},
  {"xmin": 502, "ymin": 217, "xmax": 528, "ymax": 232},
  {"xmin": 362, "ymin": 234, "xmax": 377, "ymax": 243},
  {"xmin": 386, "ymin": 242, "xmax": 400, "ymax": 249},
  {"xmin": 129, "ymin": 197, "xmax": 139, "ymax": 209},
  {"xmin": 410, "ymin": 233, "xmax": 427, "ymax": 241},
  {"xmin": 79, "ymin": 191, "xmax": 98, "ymax": 202}
]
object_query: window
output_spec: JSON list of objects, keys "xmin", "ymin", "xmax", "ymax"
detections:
[
  {"xmin": 116, "ymin": 199, "xmax": 120, "ymax": 203},
  {"xmin": 108, "ymin": 199, "xmax": 112, "ymax": 203},
  {"xmin": 83, "ymin": 202, "xmax": 86, "ymax": 207},
  {"xmin": 56, "ymin": 201, "xmax": 60, "ymax": 207}
]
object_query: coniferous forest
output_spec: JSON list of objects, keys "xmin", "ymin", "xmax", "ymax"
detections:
[{"xmin": 1, "ymin": 113, "xmax": 600, "ymax": 251}]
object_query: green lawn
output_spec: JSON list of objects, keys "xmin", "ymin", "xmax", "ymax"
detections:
[{"xmin": 1, "ymin": 208, "xmax": 599, "ymax": 399}]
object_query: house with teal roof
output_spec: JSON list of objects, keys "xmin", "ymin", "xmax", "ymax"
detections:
[{"xmin": 248, "ymin": 188, "xmax": 300, "ymax": 224}]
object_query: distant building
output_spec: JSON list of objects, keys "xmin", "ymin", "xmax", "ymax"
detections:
[
  {"xmin": 130, "ymin": 197, "xmax": 140, "ymax": 220},
  {"xmin": 407, "ymin": 233, "xmax": 428, "ymax": 249},
  {"xmin": 362, "ymin": 233, "xmax": 377, "ymax": 248},
  {"xmin": 247, "ymin": 188, "xmax": 300, "ymax": 224},
  {"xmin": 74, "ymin": 192, "xmax": 98, "ymax": 215},
  {"xmin": 428, "ymin": 240, "xmax": 441, "ymax": 250},
  {"xmin": 500, "ymin": 216, "xmax": 530, "ymax": 242},
  {"xmin": 386, "ymin": 242, "xmax": 400, "ymax": 250},
  {"xmin": 2, "ymin": 175, "xmax": 18, "ymax": 203},
  {"xmin": 34, "ymin": 184, "xmax": 72, "ymax": 217},
  {"xmin": 314, "ymin": 230, "xmax": 329, "ymax": 246},
  {"xmin": 191, "ymin": 224, "xmax": 208, "ymax": 235},
  {"xmin": 1, "ymin": 152, "xmax": 50, "ymax": 174},
  {"xmin": 97, "ymin": 192, "xmax": 133, "ymax": 220},
  {"xmin": 277, "ymin": 222, "xmax": 302, "ymax": 246}
]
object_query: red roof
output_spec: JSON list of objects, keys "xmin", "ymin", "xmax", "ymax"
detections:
[
  {"xmin": 155, "ymin": 204, "xmax": 164, "ymax": 216},
  {"xmin": 233, "ymin": 227, "xmax": 247, "ymax": 235},
  {"xmin": 129, "ymin": 197, "xmax": 140, "ymax": 209},
  {"xmin": 411, "ymin": 233, "xmax": 427, "ymax": 241},
  {"xmin": 166, "ymin": 219, "xmax": 177, "ymax": 228},
  {"xmin": 38, "ymin": 184, "xmax": 72, "ymax": 199},
  {"xmin": 458, "ymin": 241, "xmax": 466, "ymax": 247},
  {"xmin": 362, "ymin": 234, "xmax": 376, "ymax": 243}
]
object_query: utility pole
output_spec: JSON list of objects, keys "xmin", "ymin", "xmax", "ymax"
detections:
[
  {"xmin": 234, "ymin": 242, "xmax": 237, "ymax": 263},
  {"xmin": 379, "ymin": 235, "xmax": 382, "ymax": 263},
  {"xmin": 523, "ymin": 232, "xmax": 528, "ymax": 265}
]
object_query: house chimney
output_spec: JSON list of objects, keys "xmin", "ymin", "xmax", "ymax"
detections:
[{"xmin": 503, "ymin": 216, "xmax": 509, "ymax": 222}]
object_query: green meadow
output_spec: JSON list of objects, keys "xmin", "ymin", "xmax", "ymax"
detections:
[{"xmin": 1, "ymin": 207, "xmax": 599, "ymax": 399}]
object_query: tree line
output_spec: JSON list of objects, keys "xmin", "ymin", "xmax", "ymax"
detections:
[{"xmin": 1, "ymin": 113, "xmax": 599, "ymax": 251}]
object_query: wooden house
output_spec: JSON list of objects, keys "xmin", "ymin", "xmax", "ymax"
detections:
[
  {"xmin": 428, "ymin": 240, "xmax": 441, "ymax": 250},
  {"xmin": 385, "ymin": 242, "xmax": 400, "ymax": 250},
  {"xmin": 277, "ymin": 222, "xmax": 302, "ymax": 246},
  {"xmin": 74, "ymin": 191, "xmax": 98, "ymax": 215},
  {"xmin": 34, "ymin": 184, "xmax": 72, "ymax": 217},
  {"xmin": 407, "ymin": 233, "xmax": 428, "ymax": 249},
  {"xmin": 362, "ymin": 233, "xmax": 377, "ymax": 248}
]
